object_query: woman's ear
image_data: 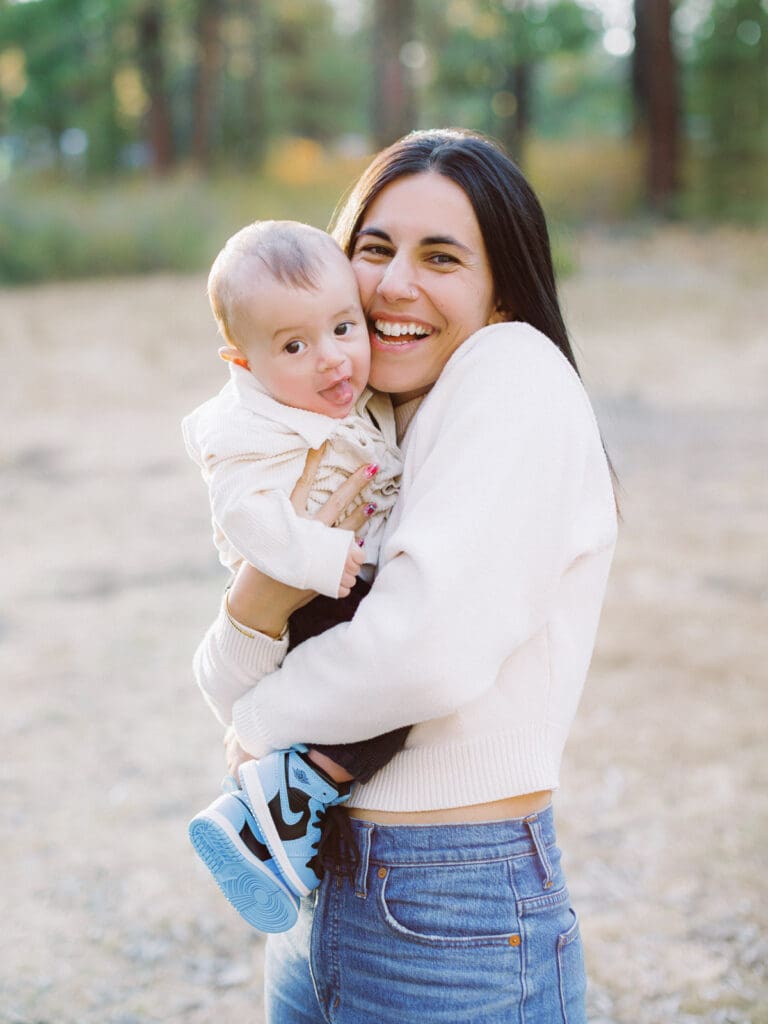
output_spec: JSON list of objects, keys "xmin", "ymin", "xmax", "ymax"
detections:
[
  {"xmin": 218, "ymin": 345, "xmax": 250, "ymax": 370},
  {"xmin": 487, "ymin": 305, "xmax": 508, "ymax": 326}
]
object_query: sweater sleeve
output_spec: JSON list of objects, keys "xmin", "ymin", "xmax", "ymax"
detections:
[
  {"xmin": 192, "ymin": 594, "xmax": 288, "ymax": 758},
  {"xmin": 208, "ymin": 457, "xmax": 353, "ymax": 597},
  {"xmin": 229, "ymin": 327, "xmax": 611, "ymax": 755}
]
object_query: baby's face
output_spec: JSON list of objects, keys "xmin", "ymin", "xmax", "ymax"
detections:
[{"xmin": 235, "ymin": 252, "xmax": 371, "ymax": 418}]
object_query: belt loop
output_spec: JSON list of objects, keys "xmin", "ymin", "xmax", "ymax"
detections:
[
  {"xmin": 354, "ymin": 823, "xmax": 374, "ymax": 898},
  {"xmin": 524, "ymin": 814, "xmax": 554, "ymax": 890}
]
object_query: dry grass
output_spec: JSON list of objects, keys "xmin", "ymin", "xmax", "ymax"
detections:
[{"xmin": 1, "ymin": 224, "xmax": 766, "ymax": 1023}]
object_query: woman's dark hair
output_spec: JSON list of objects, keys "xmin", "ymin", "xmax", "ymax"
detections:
[
  {"xmin": 331, "ymin": 127, "xmax": 579, "ymax": 377},
  {"xmin": 332, "ymin": 128, "xmax": 620, "ymax": 507}
]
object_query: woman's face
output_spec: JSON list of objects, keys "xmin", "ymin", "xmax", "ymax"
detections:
[{"xmin": 350, "ymin": 172, "xmax": 497, "ymax": 401}]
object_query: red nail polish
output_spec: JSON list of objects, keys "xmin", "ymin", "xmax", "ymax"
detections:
[
  {"xmin": 364, "ymin": 464, "xmax": 379, "ymax": 478},
  {"xmin": 356, "ymin": 537, "xmax": 365, "ymax": 547},
  {"xmin": 364, "ymin": 502, "xmax": 377, "ymax": 517}
]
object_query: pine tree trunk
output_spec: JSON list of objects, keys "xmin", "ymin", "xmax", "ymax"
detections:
[
  {"xmin": 192, "ymin": 0, "xmax": 223, "ymax": 169},
  {"xmin": 137, "ymin": 3, "xmax": 175, "ymax": 173},
  {"xmin": 240, "ymin": 0, "xmax": 267, "ymax": 168},
  {"xmin": 499, "ymin": 62, "xmax": 531, "ymax": 165},
  {"xmin": 631, "ymin": 0, "xmax": 649, "ymax": 136},
  {"xmin": 636, "ymin": 0, "xmax": 681, "ymax": 212},
  {"xmin": 371, "ymin": 0, "xmax": 416, "ymax": 149}
]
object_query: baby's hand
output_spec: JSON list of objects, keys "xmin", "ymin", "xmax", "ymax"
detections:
[{"xmin": 339, "ymin": 538, "xmax": 366, "ymax": 598}]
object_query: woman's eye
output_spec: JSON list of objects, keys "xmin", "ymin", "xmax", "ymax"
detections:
[
  {"xmin": 356, "ymin": 243, "xmax": 392, "ymax": 258},
  {"xmin": 428, "ymin": 252, "xmax": 459, "ymax": 266},
  {"xmin": 284, "ymin": 339, "xmax": 306, "ymax": 355},
  {"xmin": 334, "ymin": 321, "xmax": 355, "ymax": 337}
]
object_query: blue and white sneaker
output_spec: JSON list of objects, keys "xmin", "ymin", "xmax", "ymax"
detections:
[
  {"xmin": 188, "ymin": 786, "xmax": 300, "ymax": 933},
  {"xmin": 239, "ymin": 746, "xmax": 351, "ymax": 898}
]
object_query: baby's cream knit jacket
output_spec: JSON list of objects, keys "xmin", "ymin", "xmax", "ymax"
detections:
[{"xmin": 182, "ymin": 363, "xmax": 402, "ymax": 598}]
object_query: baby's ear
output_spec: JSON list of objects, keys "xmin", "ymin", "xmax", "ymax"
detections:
[{"xmin": 218, "ymin": 346, "xmax": 250, "ymax": 370}]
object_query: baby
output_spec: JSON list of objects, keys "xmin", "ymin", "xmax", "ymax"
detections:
[
  {"xmin": 183, "ymin": 220, "xmax": 402, "ymax": 599},
  {"xmin": 183, "ymin": 221, "xmax": 408, "ymax": 934}
]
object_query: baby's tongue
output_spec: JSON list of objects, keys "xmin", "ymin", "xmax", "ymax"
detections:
[{"xmin": 320, "ymin": 378, "xmax": 354, "ymax": 407}]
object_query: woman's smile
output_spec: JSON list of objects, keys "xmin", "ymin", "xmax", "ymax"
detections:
[{"xmin": 370, "ymin": 316, "xmax": 434, "ymax": 350}]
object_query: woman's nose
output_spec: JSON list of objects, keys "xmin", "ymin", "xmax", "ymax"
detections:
[{"xmin": 376, "ymin": 255, "xmax": 418, "ymax": 303}]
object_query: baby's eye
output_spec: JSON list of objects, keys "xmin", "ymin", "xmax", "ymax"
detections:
[
  {"xmin": 334, "ymin": 321, "xmax": 355, "ymax": 337},
  {"xmin": 284, "ymin": 339, "xmax": 306, "ymax": 355}
]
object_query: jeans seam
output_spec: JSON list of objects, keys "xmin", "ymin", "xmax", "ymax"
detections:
[
  {"xmin": 557, "ymin": 910, "xmax": 582, "ymax": 1023},
  {"xmin": 327, "ymin": 878, "xmax": 342, "ymax": 1022},
  {"xmin": 308, "ymin": 882, "xmax": 333, "ymax": 1024},
  {"xmin": 524, "ymin": 815, "xmax": 555, "ymax": 889},
  {"xmin": 369, "ymin": 850, "xmax": 539, "ymax": 869},
  {"xmin": 354, "ymin": 823, "xmax": 373, "ymax": 898}
]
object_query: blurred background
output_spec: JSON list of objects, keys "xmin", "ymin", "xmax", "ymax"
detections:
[
  {"xmin": 1, "ymin": 2, "xmax": 767, "ymax": 1023},
  {"xmin": 0, "ymin": 0, "xmax": 766, "ymax": 281}
]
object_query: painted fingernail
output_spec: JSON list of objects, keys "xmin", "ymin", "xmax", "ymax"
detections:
[
  {"xmin": 364, "ymin": 464, "xmax": 379, "ymax": 478},
  {"xmin": 364, "ymin": 502, "xmax": 377, "ymax": 517},
  {"xmin": 356, "ymin": 537, "xmax": 365, "ymax": 547}
]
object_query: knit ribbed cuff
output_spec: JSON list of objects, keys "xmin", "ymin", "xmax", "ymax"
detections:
[
  {"xmin": 214, "ymin": 597, "xmax": 289, "ymax": 677},
  {"xmin": 231, "ymin": 690, "xmax": 274, "ymax": 760}
]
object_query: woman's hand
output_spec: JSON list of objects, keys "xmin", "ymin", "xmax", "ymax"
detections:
[
  {"xmin": 224, "ymin": 726, "xmax": 255, "ymax": 778},
  {"xmin": 226, "ymin": 444, "xmax": 376, "ymax": 637}
]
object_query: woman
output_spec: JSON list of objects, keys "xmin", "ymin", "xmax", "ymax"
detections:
[{"xmin": 194, "ymin": 128, "xmax": 617, "ymax": 1023}]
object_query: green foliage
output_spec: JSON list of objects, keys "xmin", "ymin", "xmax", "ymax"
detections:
[
  {"xmin": 417, "ymin": 0, "xmax": 602, "ymax": 146},
  {"xmin": 0, "ymin": 0, "xmax": 134, "ymax": 173},
  {"xmin": 0, "ymin": 0, "xmax": 374, "ymax": 173},
  {"xmin": 0, "ymin": 138, "xmax": 644, "ymax": 284},
  {"xmin": 0, "ymin": 162, "xmax": 358, "ymax": 283},
  {"xmin": 263, "ymin": 1, "xmax": 370, "ymax": 141},
  {"xmin": 686, "ymin": 0, "xmax": 768, "ymax": 218},
  {"xmin": 1, "ymin": 0, "xmax": 766, "ymax": 285},
  {"xmin": 535, "ymin": 50, "xmax": 632, "ymax": 140},
  {"xmin": 0, "ymin": 176, "xmax": 217, "ymax": 283}
]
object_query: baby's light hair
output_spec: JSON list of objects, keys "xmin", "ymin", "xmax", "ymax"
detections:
[{"xmin": 208, "ymin": 220, "xmax": 343, "ymax": 350}]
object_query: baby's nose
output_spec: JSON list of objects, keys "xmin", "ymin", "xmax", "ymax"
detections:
[{"xmin": 317, "ymin": 339, "xmax": 346, "ymax": 370}]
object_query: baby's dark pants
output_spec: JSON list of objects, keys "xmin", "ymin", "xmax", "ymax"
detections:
[{"xmin": 287, "ymin": 581, "xmax": 410, "ymax": 783}]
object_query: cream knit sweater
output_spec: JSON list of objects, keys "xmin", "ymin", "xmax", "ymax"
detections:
[
  {"xmin": 182, "ymin": 363, "xmax": 402, "ymax": 598},
  {"xmin": 193, "ymin": 323, "xmax": 617, "ymax": 811}
]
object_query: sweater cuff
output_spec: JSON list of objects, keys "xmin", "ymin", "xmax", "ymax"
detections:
[
  {"xmin": 232, "ymin": 689, "xmax": 275, "ymax": 759},
  {"xmin": 303, "ymin": 524, "xmax": 353, "ymax": 598},
  {"xmin": 215, "ymin": 595, "xmax": 289, "ymax": 677}
]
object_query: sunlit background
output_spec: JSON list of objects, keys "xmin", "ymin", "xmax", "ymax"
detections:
[{"xmin": 0, "ymin": 0, "xmax": 766, "ymax": 282}]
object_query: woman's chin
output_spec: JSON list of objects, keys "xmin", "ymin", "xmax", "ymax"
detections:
[{"xmin": 371, "ymin": 378, "xmax": 433, "ymax": 404}]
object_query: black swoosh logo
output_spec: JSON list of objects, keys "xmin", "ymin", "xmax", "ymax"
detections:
[{"xmin": 268, "ymin": 757, "xmax": 311, "ymax": 841}]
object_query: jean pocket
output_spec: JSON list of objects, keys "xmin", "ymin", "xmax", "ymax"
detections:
[
  {"xmin": 557, "ymin": 909, "xmax": 586, "ymax": 1024},
  {"xmin": 377, "ymin": 859, "xmax": 518, "ymax": 947}
]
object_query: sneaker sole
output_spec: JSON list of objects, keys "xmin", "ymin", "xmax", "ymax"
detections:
[
  {"xmin": 189, "ymin": 810, "xmax": 299, "ymax": 933},
  {"xmin": 240, "ymin": 772, "xmax": 312, "ymax": 897}
]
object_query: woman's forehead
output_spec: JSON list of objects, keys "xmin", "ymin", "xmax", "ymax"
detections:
[{"xmin": 361, "ymin": 172, "xmax": 483, "ymax": 245}]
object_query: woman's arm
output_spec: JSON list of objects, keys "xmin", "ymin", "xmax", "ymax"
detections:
[
  {"xmin": 192, "ymin": 450, "xmax": 374, "ymax": 747},
  {"xmin": 228, "ymin": 327, "xmax": 617, "ymax": 756}
]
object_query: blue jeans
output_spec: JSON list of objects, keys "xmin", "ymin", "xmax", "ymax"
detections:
[{"xmin": 264, "ymin": 806, "xmax": 586, "ymax": 1023}]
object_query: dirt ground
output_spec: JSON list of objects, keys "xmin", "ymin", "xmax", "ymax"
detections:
[{"xmin": 1, "ymin": 225, "xmax": 766, "ymax": 1024}]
